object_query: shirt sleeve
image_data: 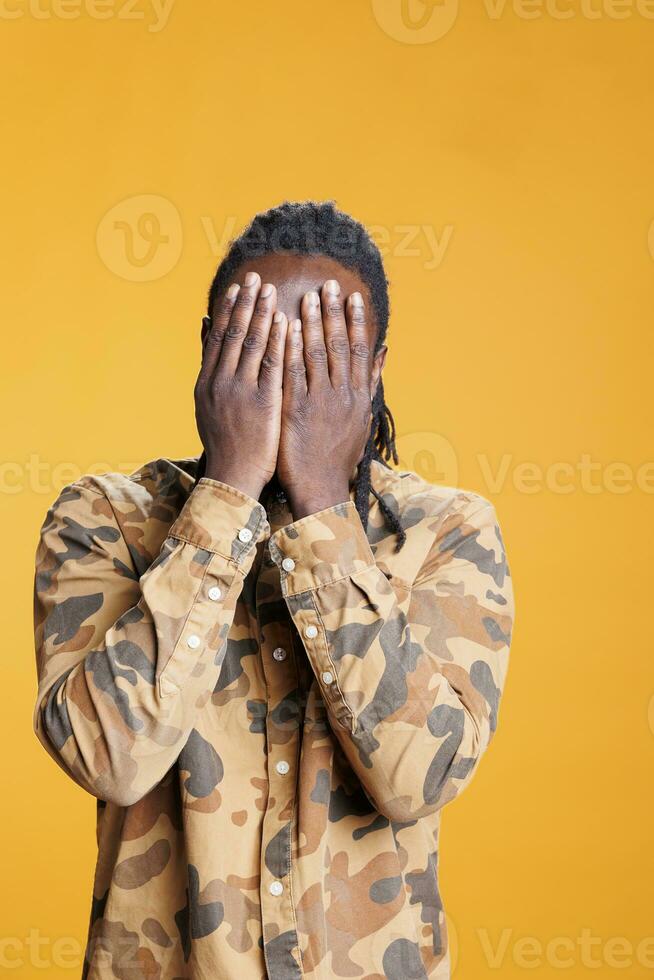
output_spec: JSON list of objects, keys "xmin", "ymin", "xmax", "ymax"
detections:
[
  {"xmin": 268, "ymin": 496, "xmax": 514, "ymax": 822},
  {"xmin": 33, "ymin": 476, "xmax": 269, "ymax": 806}
]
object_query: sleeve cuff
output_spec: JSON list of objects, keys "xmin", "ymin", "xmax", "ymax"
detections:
[
  {"xmin": 268, "ymin": 499, "xmax": 375, "ymax": 595},
  {"xmin": 168, "ymin": 477, "xmax": 269, "ymax": 565}
]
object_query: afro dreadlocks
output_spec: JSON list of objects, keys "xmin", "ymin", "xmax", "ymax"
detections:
[{"xmin": 201, "ymin": 200, "xmax": 406, "ymax": 552}]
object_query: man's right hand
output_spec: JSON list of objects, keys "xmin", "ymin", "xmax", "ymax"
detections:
[{"xmin": 194, "ymin": 271, "xmax": 287, "ymax": 501}]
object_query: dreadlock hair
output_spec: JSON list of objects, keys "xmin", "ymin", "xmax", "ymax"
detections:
[{"xmin": 203, "ymin": 200, "xmax": 406, "ymax": 552}]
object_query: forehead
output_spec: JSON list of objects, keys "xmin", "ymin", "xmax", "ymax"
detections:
[{"xmin": 233, "ymin": 253, "xmax": 378, "ymax": 334}]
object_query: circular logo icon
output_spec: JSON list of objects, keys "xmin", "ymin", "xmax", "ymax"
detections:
[
  {"xmin": 96, "ymin": 194, "xmax": 183, "ymax": 282},
  {"xmin": 371, "ymin": 0, "xmax": 460, "ymax": 44},
  {"xmin": 395, "ymin": 430, "xmax": 459, "ymax": 488},
  {"xmin": 447, "ymin": 911, "xmax": 459, "ymax": 975}
]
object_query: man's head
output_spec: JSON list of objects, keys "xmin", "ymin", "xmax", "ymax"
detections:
[{"xmin": 200, "ymin": 201, "xmax": 404, "ymax": 548}]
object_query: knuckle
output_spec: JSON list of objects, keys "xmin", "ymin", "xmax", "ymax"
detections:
[
  {"xmin": 306, "ymin": 345, "xmax": 327, "ymax": 362},
  {"xmin": 287, "ymin": 363, "xmax": 307, "ymax": 379},
  {"xmin": 225, "ymin": 324, "xmax": 245, "ymax": 340},
  {"xmin": 236, "ymin": 289, "xmax": 255, "ymax": 309},
  {"xmin": 260, "ymin": 354, "xmax": 276, "ymax": 371},
  {"xmin": 327, "ymin": 336, "xmax": 349, "ymax": 356},
  {"xmin": 326, "ymin": 302, "xmax": 343, "ymax": 318},
  {"xmin": 350, "ymin": 342, "xmax": 370, "ymax": 360},
  {"xmin": 242, "ymin": 333, "xmax": 264, "ymax": 351},
  {"xmin": 350, "ymin": 308, "xmax": 367, "ymax": 326},
  {"xmin": 252, "ymin": 304, "xmax": 270, "ymax": 322},
  {"xmin": 205, "ymin": 330, "xmax": 221, "ymax": 345}
]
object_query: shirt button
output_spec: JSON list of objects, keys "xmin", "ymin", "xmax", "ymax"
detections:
[
  {"xmin": 321, "ymin": 670, "xmax": 334, "ymax": 685},
  {"xmin": 269, "ymin": 880, "xmax": 283, "ymax": 897},
  {"xmin": 238, "ymin": 527, "xmax": 253, "ymax": 544},
  {"xmin": 304, "ymin": 625, "xmax": 318, "ymax": 640},
  {"xmin": 187, "ymin": 634, "xmax": 201, "ymax": 650},
  {"xmin": 208, "ymin": 586, "xmax": 222, "ymax": 601},
  {"xmin": 272, "ymin": 647, "xmax": 287, "ymax": 662},
  {"xmin": 275, "ymin": 760, "xmax": 290, "ymax": 775},
  {"xmin": 281, "ymin": 557, "xmax": 295, "ymax": 572}
]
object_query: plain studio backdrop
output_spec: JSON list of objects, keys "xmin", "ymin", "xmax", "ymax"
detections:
[{"xmin": 1, "ymin": 2, "xmax": 652, "ymax": 977}]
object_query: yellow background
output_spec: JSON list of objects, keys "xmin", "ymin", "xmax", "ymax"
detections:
[{"xmin": 2, "ymin": 1, "xmax": 653, "ymax": 976}]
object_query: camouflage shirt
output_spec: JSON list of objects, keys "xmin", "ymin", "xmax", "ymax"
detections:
[{"xmin": 33, "ymin": 455, "xmax": 514, "ymax": 980}]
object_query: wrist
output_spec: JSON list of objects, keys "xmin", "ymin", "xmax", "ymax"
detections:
[
  {"xmin": 286, "ymin": 483, "xmax": 351, "ymax": 520},
  {"xmin": 203, "ymin": 463, "xmax": 266, "ymax": 502}
]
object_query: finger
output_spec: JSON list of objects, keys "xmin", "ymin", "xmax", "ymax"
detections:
[
  {"xmin": 236, "ymin": 282, "xmax": 277, "ymax": 380},
  {"xmin": 346, "ymin": 292, "xmax": 372, "ymax": 390},
  {"xmin": 259, "ymin": 311, "xmax": 287, "ymax": 391},
  {"xmin": 321, "ymin": 279, "xmax": 351, "ymax": 388},
  {"xmin": 283, "ymin": 318, "xmax": 307, "ymax": 398},
  {"xmin": 216, "ymin": 270, "xmax": 261, "ymax": 376},
  {"xmin": 198, "ymin": 283, "xmax": 240, "ymax": 382},
  {"xmin": 301, "ymin": 290, "xmax": 329, "ymax": 389}
]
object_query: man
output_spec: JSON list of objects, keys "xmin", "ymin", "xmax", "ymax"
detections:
[{"xmin": 33, "ymin": 201, "xmax": 514, "ymax": 979}]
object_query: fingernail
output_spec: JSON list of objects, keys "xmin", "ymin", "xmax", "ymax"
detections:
[
  {"xmin": 325, "ymin": 279, "xmax": 340, "ymax": 295},
  {"xmin": 273, "ymin": 311, "xmax": 285, "ymax": 323},
  {"xmin": 260, "ymin": 283, "xmax": 273, "ymax": 298},
  {"xmin": 351, "ymin": 292, "xmax": 364, "ymax": 307},
  {"xmin": 245, "ymin": 271, "xmax": 258, "ymax": 287},
  {"xmin": 292, "ymin": 319, "xmax": 302, "ymax": 332},
  {"xmin": 202, "ymin": 316, "xmax": 211, "ymax": 328},
  {"xmin": 227, "ymin": 283, "xmax": 240, "ymax": 299},
  {"xmin": 306, "ymin": 290, "xmax": 320, "ymax": 307}
]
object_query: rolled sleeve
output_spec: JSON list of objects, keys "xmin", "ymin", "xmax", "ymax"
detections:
[
  {"xmin": 268, "ymin": 500, "xmax": 375, "ymax": 596},
  {"xmin": 169, "ymin": 477, "xmax": 269, "ymax": 567}
]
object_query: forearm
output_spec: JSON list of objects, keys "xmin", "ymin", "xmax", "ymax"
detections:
[{"xmin": 285, "ymin": 481, "xmax": 351, "ymax": 521}]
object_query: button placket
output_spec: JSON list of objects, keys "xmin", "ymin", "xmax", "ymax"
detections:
[{"xmin": 255, "ymin": 535, "xmax": 301, "ymax": 962}]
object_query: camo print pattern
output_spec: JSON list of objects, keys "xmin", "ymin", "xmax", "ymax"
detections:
[{"xmin": 33, "ymin": 456, "xmax": 514, "ymax": 979}]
